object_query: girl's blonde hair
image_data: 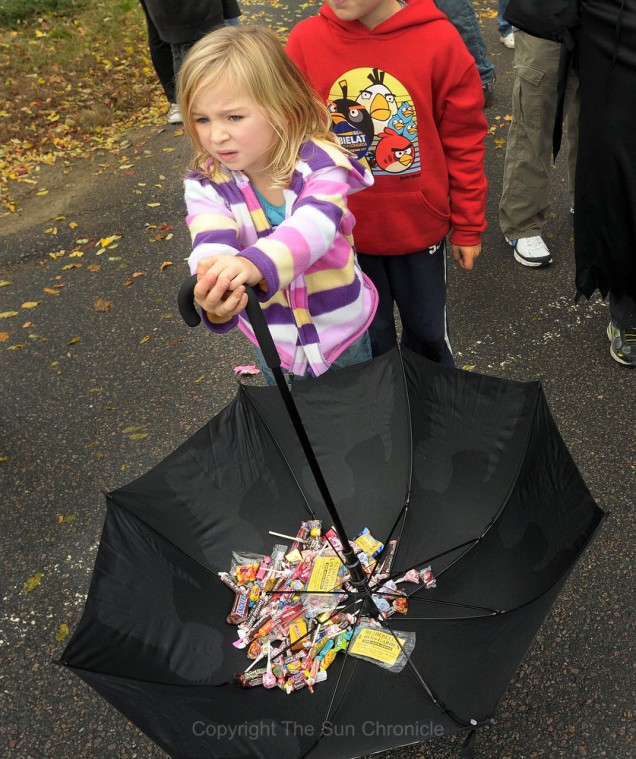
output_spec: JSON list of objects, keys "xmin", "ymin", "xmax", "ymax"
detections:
[{"xmin": 177, "ymin": 25, "xmax": 341, "ymax": 186}]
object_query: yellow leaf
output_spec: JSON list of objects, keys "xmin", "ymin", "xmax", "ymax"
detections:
[
  {"xmin": 69, "ymin": 221, "xmax": 79, "ymax": 229},
  {"xmin": 69, "ymin": 251, "xmax": 84, "ymax": 258},
  {"xmin": 147, "ymin": 202, "xmax": 161, "ymax": 207},
  {"xmin": 98, "ymin": 235, "xmax": 121, "ymax": 247},
  {"xmin": 0, "ymin": 281, "xmax": 12, "ymax": 287},
  {"xmin": 37, "ymin": 189, "xmax": 50, "ymax": 196},
  {"xmin": 21, "ymin": 302, "xmax": 40, "ymax": 309},
  {"xmin": 139, "ymin": 335, "xmax": 150, "ymax": 344},
  {"xmin": 128, "ymin": 432, "xmax": 150, "ymax": 440},
  {"xmin": 462, "ymin": 364, "xmax": 476, "ymax": 371},
  {"xmin": 68, "ymin": 336, "xmax": 81, "ymax": 345},
  {"xmin": 23, "ymin": 572, "xmax": 44, "ymax": 593},
  {"xmin": 55, "ymin": 623, "xmax": 70, "ymax": 641},
  {"xmin": 43, "ymin": 288, "xmax": 60, "ymax": 295},
  {"xmin": 0, "ymin": 311, "xmax": 19, "ymax": 318}
]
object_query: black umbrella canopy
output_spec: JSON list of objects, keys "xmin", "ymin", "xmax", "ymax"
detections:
[{"xmin": 60, "ymin": 348, "xmax": 604, "ymax": 758}]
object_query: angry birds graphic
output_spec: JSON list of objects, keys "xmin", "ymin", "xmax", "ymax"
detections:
[
  {"xmin": 374, "ymin": 128, "xmax": 415, "ymax": 173},
  {"xmin": 328, "ymin": 80, "xmax": 374, "ymax": 158},
  {"xmin": 329, "ymin": 67, "xmax": 420, "ymax": 176}
]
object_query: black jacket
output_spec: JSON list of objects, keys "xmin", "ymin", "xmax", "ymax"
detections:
[{"xmin": 143, "ymin": 0, "xmax": 241, "ymax": 43}]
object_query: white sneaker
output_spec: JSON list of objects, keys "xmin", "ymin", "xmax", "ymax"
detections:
[
  {"xmin": 167, "ymin": 103, "xmax": 182, "ymax": 124},
  {"xmin": 506, "ymin": 236, "xmax": 552, "ymax": 268},
  {"xmin": 500, "ymin": 32, "xmax": 515, "ymax": 49}
]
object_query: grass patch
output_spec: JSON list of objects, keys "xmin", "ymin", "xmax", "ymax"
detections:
[
  {"xmin": 0, "ymin": 0, "xmax": 89, "ymax": 28},
  {"xmin": 0, "ymin": 0, "xmax": 167, "ymax": 212}
]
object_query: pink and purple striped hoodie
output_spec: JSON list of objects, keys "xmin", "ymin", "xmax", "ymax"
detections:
[{"xmin": 185, "ymin": 139, "xmax": 377, "ymax": 377}]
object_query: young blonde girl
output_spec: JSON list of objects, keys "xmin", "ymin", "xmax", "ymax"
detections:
[{"xmin": 178, "ymin": 24, "xmax": 377, "ymax": 382}]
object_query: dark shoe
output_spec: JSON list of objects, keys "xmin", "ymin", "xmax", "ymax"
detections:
[
  {"xmin": 483, "ymin": 81, "xmax": 495, "ymax": 108},
  {"xmin": 608, "ymin": 320, "xmax": 636, "ymax": 366}
]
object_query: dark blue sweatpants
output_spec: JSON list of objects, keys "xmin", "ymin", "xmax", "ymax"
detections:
[{"xmin": 357, "ymin": 242, "xmax": 454, "ymax": 366}]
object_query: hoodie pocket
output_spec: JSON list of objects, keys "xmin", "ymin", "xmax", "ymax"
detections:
[{"xmin": 350, "ymin": 190, "xmax": 450, "ymax": 255}]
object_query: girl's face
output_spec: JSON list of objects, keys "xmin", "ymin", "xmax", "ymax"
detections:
[
  {"xmin": 327, "ymin": 0, "xmax": 401, "ymax": 28},
  {"xmin": 191, "ymin": 83, "xmax": 277, "ymax": 182}
]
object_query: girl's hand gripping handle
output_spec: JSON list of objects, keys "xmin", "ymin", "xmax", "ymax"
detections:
[{"xmin": 177, "ymin": 275, "xmax": 281, "ymax": 371}]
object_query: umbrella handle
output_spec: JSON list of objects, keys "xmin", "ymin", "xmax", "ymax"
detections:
[{"xmin": 177, "ymin": 275, "xmax": 281, "ymax": 370}]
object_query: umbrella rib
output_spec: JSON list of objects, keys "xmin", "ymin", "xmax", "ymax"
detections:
[{"xmin": 380, "ymin": 621, "xmax": 475, "ymax": 730}]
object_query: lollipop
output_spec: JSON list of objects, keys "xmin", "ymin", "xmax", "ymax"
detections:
[{"xmin": 262, "ymin": 644, "xmax": 277, "ymax": 689}]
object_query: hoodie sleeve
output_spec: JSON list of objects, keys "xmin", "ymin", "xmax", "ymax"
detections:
[{"xmin": 435, "ymin": 60, "xmax": 488, "ymax": 247}]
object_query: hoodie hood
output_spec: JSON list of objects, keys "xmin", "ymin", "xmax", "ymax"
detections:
[{"xmin": 319, "ymin": 0, "xmax": 447, "ymax": 37}]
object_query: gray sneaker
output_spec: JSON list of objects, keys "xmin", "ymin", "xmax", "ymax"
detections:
[
  {"xmin": 608, "ymin": 320, "xmax": 636, "ymax": 366},
  {"xmin": 167, "ymin": 103, "xmax": 182, "ymax": 124},
  {"xmin": 505, "ymin": 236, "xmax": 552, "ymax": 268}
]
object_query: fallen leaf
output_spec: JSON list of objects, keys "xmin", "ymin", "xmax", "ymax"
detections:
[
  {"xmin": 128, "ymin": 432, "xmax": 150, "ymax": 440},
  {"xmin": 0, "ymin": 281, "xmax": 12, "ymax": 287},
  {"xmin": 0, "ymin": 332, "xmax": 9, "ymax": 342},
  {"xmin": 21, "ymin": 302, "xmax": 40, "ymax": 309},
  {"xmin": 43, "ymin": 288, "xmax": 60, "ymax": 295},
  {"xmin": 139, "ymin": 335, "xmax": 150, "ymax": 344},
  {"xmin": 68, "ymin": 336, "xmax": 81, "ymax": 345},
  {"xmin": 23, "ymin": 572, "xmax": 44, "ymax": 593},
  {"xmin": 0, "ymin": 312, "xmax": 19, "ymax": 318},
  {"xmin": 122, "ymin": 425, "xmax": 147, "ymax": 433},
  {"xmin": 87, "ymin": 264, "xmax": 101, "ymax": 273},
  {"xmin": 93, "ymin": 298, "xmax": 112, "ymax": 312},
  {"xmin": 160, "ymin": 261, "xmax": 173, "ymax": 271},
  {"xmin": 58, "ymin": 514, "xmax": 77, "ymax": 523},
  {"xmin": 132, "ymin": 271, "xmax": 146, "ymax": 278},
  {"xmin": 55, "ymin": 623, "xmax": 70, "ymax": 641},
  {"xmin": 147, "ymin": 202, "xmax": 161, "ymax": 207}
]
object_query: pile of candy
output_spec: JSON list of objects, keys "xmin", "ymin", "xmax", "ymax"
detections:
[{"xmin": 220, "ymin": 520, "xmax": 436, "ymax": 693}]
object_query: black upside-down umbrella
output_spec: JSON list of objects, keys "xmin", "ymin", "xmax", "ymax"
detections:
[{"xmin": 59, "ymin": 281, "xmax": 604, "ymax": 758}]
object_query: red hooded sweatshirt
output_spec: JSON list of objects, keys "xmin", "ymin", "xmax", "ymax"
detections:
[{"xmin": 286, "ymin": 0, "xmax": 488, "ymax": 255}]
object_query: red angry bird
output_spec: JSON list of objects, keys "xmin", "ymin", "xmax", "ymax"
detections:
[{"xmin": 374, "ymin": 128, "xmax": 414, "ymax": 173}]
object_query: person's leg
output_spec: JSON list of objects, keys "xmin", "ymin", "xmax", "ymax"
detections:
[
  {"xmin": 497, "ymin": 0, "xmax": 513, "ymax": 37},
  {"xmin": 391, "ymin": 242, "xmax": 455, "ymax": 367},
  {"xmin": 328, "ymin": 332, "xmax": 372, "ymax": 371},
  {"xmin": 138, "ymin": 0, "xmax": 175, "ymax": 104},
  {"xmin": 357, "ymin": 253, "xmax": 399, "ymax": 357},
  {"xmin": 434, "ymin": 0, "xmax": 496, "ymax": 86},
  {"xmin": 499, "ymin": 33, "xmax": 561, "ymax": 245},
  {"xmin": 170, "ymin": 41, "xmax": 195, "ymax": 84}
]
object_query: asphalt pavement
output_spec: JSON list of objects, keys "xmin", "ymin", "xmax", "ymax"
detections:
[{"xmin": 1, "ymin": 2, "xmax": 634, "ymax": 758}]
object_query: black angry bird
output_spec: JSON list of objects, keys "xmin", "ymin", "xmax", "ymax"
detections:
[{"xmin": 328, "ymin": 79, "xmax": 375, "ymax": 159}]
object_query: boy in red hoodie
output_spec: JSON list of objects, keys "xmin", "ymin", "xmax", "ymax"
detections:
[{"xmin": 287, "ymin": 0, "xmax": 487, "ymax": 364}]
